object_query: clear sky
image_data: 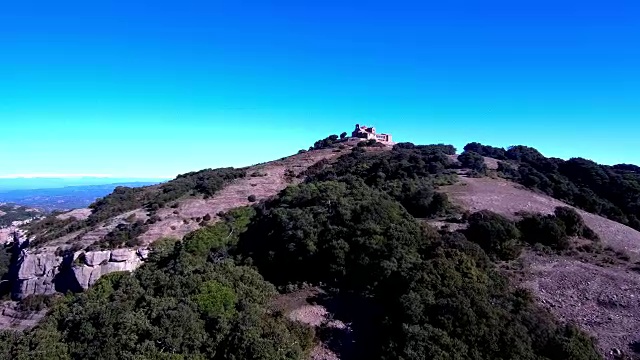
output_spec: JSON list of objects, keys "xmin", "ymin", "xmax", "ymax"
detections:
[{"xmin": 1, "ymin": 0, "xmax": 639, "ymax": 178}]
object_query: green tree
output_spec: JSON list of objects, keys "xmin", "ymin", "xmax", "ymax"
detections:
[{"xmin": 465, "ymin": 210, "xmax": 521, "ymax": 260}]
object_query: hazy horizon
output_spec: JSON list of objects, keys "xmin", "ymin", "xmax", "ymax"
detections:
[{"xmin": 0, "ymin": 176, "xmax": 168, "ymax": 192}]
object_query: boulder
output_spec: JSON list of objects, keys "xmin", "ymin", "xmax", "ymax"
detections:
[
  {"xmin": 12, "ymin": 247, "xmax": 146, "ymax": 297},
  {"xmin": 17, "ymin": 252, "xmax": 61, "ymax": 280},
  {"xmin": 72, "ymin": 266, "xmax": 102, "ymax": 289},
  {"xmin": 137, "ymin": 248, "xmax": 150, "ymax": 260},
  {"xmin": 83, "ymin": 251, "xmax": 111, "ymax": 266},
  {"xmin": 15, "ymin": 252, "xmax": 62, "ymax": 298},
  {"xmin": 110, "ymin": 249, "xmax": 137, "ymax": 262},
  {"xmin": 73, "ymin": 253, "xmax": 143, "ymax": 290}
]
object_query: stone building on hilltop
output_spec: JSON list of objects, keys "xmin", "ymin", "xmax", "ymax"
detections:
[{"xmin": 351, "ymin": 124, "xmax": 392, "ymax": 143}]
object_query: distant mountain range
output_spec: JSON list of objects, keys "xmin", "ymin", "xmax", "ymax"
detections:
[
  {"xmin": 0, "ymin": 181, "xmax": 163, "ymax": 211},
  {"xmin": 0, "ymin": 177, "xmax": 169, "ymax": 191}
]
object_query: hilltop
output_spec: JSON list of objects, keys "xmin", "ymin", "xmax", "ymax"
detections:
[{"xmin": 1, "ymin": 131, "xmax": 639, "ymax": 359}]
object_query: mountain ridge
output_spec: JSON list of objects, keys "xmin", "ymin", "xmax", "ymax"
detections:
[{"xmin": 1, "ymin": 136, "xmax": 639, "ymax": 359}]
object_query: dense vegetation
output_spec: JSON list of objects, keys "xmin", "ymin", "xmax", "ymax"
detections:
[
  {"xmin": 0, "ymin": 243, "xmax": 13, "ymax": 297},
  {"xmin": 307, "ymin": 134, "xmax": 349, "ymax": 151},
  {"xmin": 236, "ymin": 179, "xmax": 599, "ymax": 359},
  {"xmin": 467, "ymin": 142, "xmax": 640, "ymax": 231},
  {"xmin": 0, "ymin": 208, "xmax": 313, "ymax": 359},
  {"xmin": 86, "ymin": 220, "xmax": 148, "ymax": 250},
  {"xmin": 0, "ymin": 143, "xmax": 603, "ymax": 359},
  {"xmin": 306, "ymin": 143, "xmax": 458, "ymax": 218},
  {"xmin": 465, "ymin": 206, "xmax": 600, "ymax": 261}
]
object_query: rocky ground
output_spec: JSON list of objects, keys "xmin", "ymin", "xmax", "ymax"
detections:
[
  {"xmin": 520, "ymin": 252, "xmax": 640, "ymax": 358},
  {"xmin": 272, "ymin": 288, "xmax": 353, "ymax": 360},
  {"xmin": 0, "ymin": 301, "xmax": 46, "ymax": 331}
]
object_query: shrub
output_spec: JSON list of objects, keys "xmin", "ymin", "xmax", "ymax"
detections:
[
  {"xmin": 458, "ymin": 151, "xmax": 488, "ymax": 175},
  {"xmin": 247, "ymin": 195, "xmax": 257, "ymax": 202},
  {"xmin": 554, "ymin": 206, "xmax": 585, "ymax": 237},
  {"xmin": 18, "ymin": 294, "xmax": 57, "ymax": 312},
  {"xmin": 193, "ymin": 281, "xmax": 237, "ymax": 320},
  {"xmin": 518, "ymin": 213, "xmax": 570, "ymax": 250},
  {"xmin": 464, "ymin": 142, "xmax": 507, "ymax": 159},
  {"xmin": 465, "ymin": 210, "xmax": 521, "ymax": 260}
]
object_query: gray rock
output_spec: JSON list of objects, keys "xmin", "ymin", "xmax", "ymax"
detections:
[
  {"xmin": 17, "ymin": 252, "xmax": 61, "ymax": 280},
  {"xmin": 110, "ymin": 249, "xmax": 137, "ymax": 262},
  {"xmin": 72, "ymin": 266, "xmax": 102, "ymax": 289},
  {"xmin": 137, "ymin": 248, "xmax": 150, "ymax": 260},
  {"xmin": 12, "ymin": 247, "xmax": 146, "ymax": 298},
  {"xmin": 102, "ymin": 258, "xmax": 142, "ymax": 273},
  {"xmin": 14, "ymin": 252, "xmax": 62, "ymax": 298},
  {"xmin": 83, "ymin": 251, "xmax": 111, "ymax": 266},
  {"xmin": 73, "ymin": 254, "xmax": 143, "ymax": 289},
  {"xmin": 15, "ymin": 277, "xmax": 57, "ymax": 298}
]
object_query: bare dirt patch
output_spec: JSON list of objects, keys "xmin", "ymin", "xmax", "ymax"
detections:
[
  {"xmin": 273, "ymin": 288, "xmax": 352, "ymax": 360},
  {"xmin": 520, "ymin": 252, "xmax": 640, "ymax": 359},
  {"xmin": 442, "ymin": 176, "xmax": 640, "ymax": 254},
  {"xmin": 56, "ymin": 208, "xmax": 92, "ymax": 221}
]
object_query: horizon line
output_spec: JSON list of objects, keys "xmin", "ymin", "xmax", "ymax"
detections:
[{"xmin": 0, "ymin": 173, "xmax": 173, "ymax": 179}]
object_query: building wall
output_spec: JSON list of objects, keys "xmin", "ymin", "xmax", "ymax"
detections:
[{"xmin": 351, "ymin": 124, "xmax": 392, "ymax": 143}]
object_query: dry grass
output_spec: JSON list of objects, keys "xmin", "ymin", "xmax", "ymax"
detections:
[
  {"xmin": 56, "ymin": 208, "xmax": 92, "ymax": 221},
  {"xmin": 442, "ymin": 176, "xmax": 640, "ymax": 254},
  {"xmin": 28, "ymin": 147, "xmax": 348, "ymax": 251}
]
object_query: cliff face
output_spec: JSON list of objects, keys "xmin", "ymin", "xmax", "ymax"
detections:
[{"xmin": 13, "ymin": 248, "xmax": 148, "ymax": 299}]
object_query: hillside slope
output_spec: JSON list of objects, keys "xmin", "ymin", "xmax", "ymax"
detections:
[
  {"xmin": 442, "ymin": 171, "xmax": 640, "ymax": 358},
  {"xmin": 7, "ymin": 146, "xmax": 351, "ymax": 301},
  {"xmin": 2, "ymin": 140, "xmax": 639, "ymax": 359}
]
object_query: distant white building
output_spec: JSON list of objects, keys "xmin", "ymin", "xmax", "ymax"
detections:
[{"xmin": 351, "ymin": 124, "xmax": 392, "ymax": 143}]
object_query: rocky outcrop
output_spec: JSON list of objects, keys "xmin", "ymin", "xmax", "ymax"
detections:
[
  {"xmin": 13, "ymin": 248, "xmax": 146, "ymax": 299},
  {"xmin": 84, "ymin": 251, "xmax": 111, "ymax": 266},
  {"xmin": 73, "ymin": 249, "xmax": 143, "ymax": 289},
  {"xmin": 15, "ymin": 252, "xmax": 62, "ymax": 297}
]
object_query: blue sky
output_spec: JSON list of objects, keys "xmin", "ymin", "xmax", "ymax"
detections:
[{"xmin": 1, "ymin": 0, "xmax": 639, "ymax": 178}]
